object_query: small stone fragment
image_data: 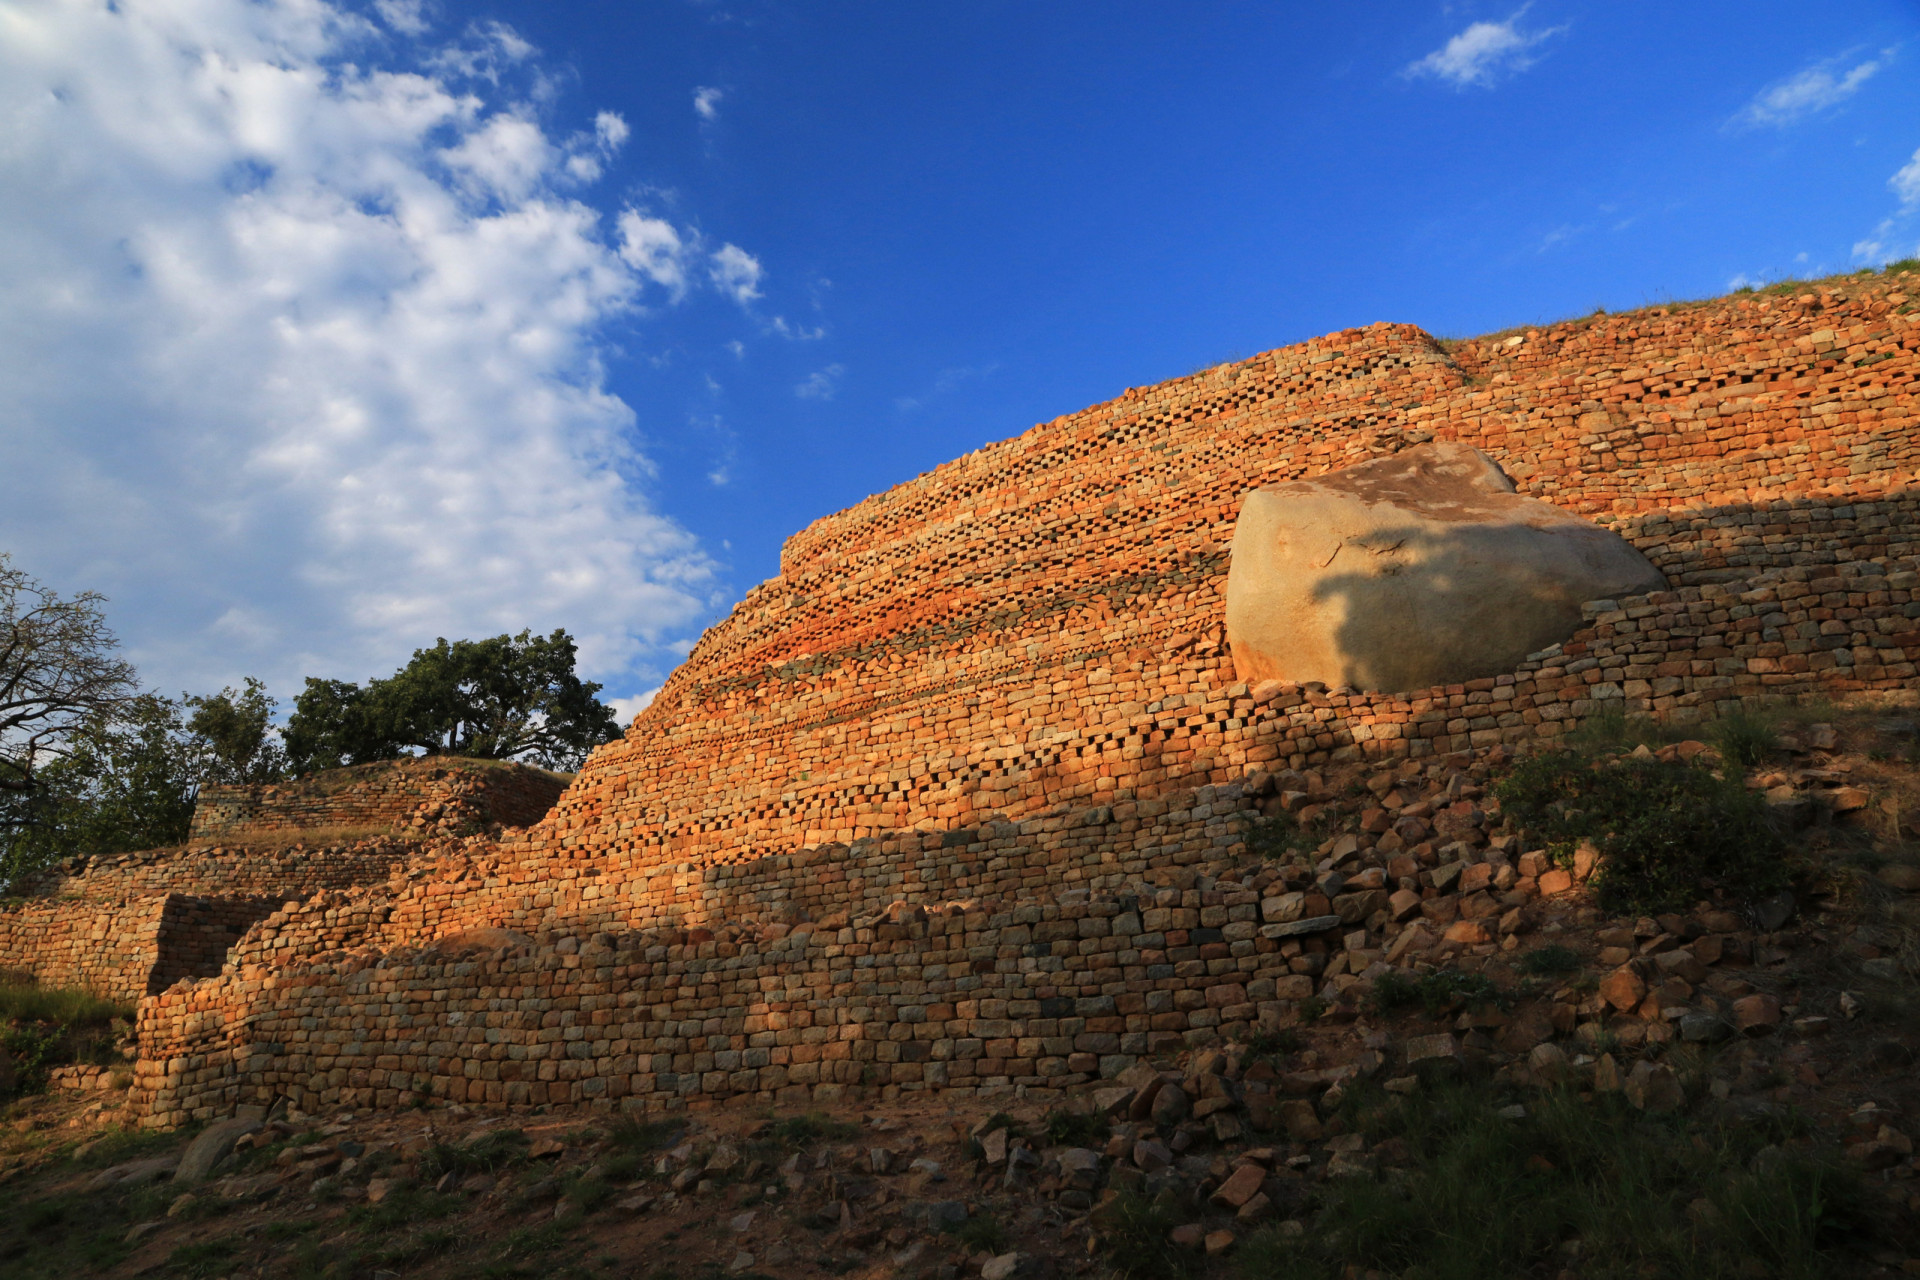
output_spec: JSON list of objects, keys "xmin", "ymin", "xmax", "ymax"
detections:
[{"xmin": 1732, "ymin": 993, "xmax": 1781, "ymax": 1036}]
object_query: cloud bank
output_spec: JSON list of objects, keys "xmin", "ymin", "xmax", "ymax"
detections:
[{"xmin": 0, "ymin": 0, "xmax": 741, "ymax": 704}]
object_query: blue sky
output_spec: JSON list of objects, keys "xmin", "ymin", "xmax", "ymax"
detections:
[{"xmin": 2, "ymin": 0, "xmax": 1917, "ymax": 718}]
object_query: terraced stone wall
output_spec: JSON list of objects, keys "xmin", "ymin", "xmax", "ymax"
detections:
[
  {"xmin": 189, "ymin": 757, "xmax": 567, "ymax": 844},
  {"xmin": 130, "ymin": 283, "xmax": 1920, "ymax": 1125}
]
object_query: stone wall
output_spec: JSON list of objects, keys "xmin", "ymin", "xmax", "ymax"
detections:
[
  {"xmin": 0, "ymin": 757, "xmax": 566, "ymax": 1002},
  {"xmin": 18, "ymin": 840, "xmax": 416, "ymax": 903},
  {"xmin": 0, "ymin": 893, "xmax": 282, "ymax": 1003},
  {"xmin": 189, "ymin": 757, "xmax": 569, "ymax": 845},
  {"xmin": 0, "ymin": 897, "xmax": 168, "ymax": 1003},
  {"xmin": 129, "ymin": 281, "xmax": 1920, "ymax": 1125}
]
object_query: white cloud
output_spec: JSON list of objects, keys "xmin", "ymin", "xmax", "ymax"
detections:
[
  {"xmin": 0, "ymin": 0, "xmax": 740, "ymax": 702},
  {"xmin": 709, "ymin": 243, "xmax": 763, "ymax": 305},
  {"xmin": 770, "ymin": 315, "xmax": 825, "ymax": 340},
  {"xmin": 795, "ymin": 364, "xmax": 845, "ymax": 400},
  {"xmin": 1405, "ymin": 11, "xmax": 1563, "ymax": 88},
  {"xmin": 594, "ymin": 110, "xmax": 630, "ymax": 153},
  {"xmin": 604, "ymin": 689, "xmax": 657, "ymax": 726},
  {"xmin": 1892, "ymin": 147, "xmax": 1920, "ymax": 207},
  {"xmin": 616, "ymin": 210, "xmax": 694, "ymax": 298},
  {"xmin": 1852, "ymin": 146, "xmax": 1920, "ymax": 263},
  {"xmin": 1733, "ymin": 52, "xmax": 1888, "ymax": 128},
  {"xmin": 374, "ymin": 0, "xmax": 431, "ymax": 35},
  {"xmin": 693, "ymin": 86, "xmax": 723, "ymax": 121}
]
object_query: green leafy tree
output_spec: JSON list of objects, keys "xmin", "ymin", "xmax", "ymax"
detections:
[
  {"xmin": 285, "ymin": 629, "xmax": 620, "ymax": 775},
  {"xmin": 185, "ymin": 677, "xmax": 287, "ymax": 785},
  {"xmin": 0, "ymin": 695, "xmax": 199, "ymax": 892}
]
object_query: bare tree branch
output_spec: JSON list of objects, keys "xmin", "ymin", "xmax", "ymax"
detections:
[{"xmin": 0, "ymin": 554, "xmax": 139, "ymax": 795}]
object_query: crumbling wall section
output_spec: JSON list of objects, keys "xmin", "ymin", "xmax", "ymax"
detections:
[{"xmin": 189, "ymin": 758, "xmax": 568, "ymax": 845}]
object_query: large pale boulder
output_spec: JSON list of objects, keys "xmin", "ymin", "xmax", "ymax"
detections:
[{"xmin": 1225, "ymin": 443, "xmax": 1665, "ymax": 693}]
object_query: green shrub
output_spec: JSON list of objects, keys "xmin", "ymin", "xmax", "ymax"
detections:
[
  {"xmin": 1494, "ymin": 750, "xmax": 1789, "ymax": 914},
  {"xmin": 1233, "ymin": 1085, "xmax": 1870, "ymax": 1280}
]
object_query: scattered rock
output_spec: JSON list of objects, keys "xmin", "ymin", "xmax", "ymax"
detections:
[
  {"xmin": 1625, "ymin": 1061, "xmax": 1684, "ymax": 1112},
  {"xmin": 176, "ymin": 1117, "xmax": 262, "ymax": 1185},
  {"xmin": 981, "ymin": 1251, "xmax": 1031, "ymax": 1280},
  {"xmin": 89, "ymin": 1156, "xmax": 178, "ymax": 1191},
  {"xmin": 1599, "ymin": 966, "xmax": 1647, "ymax": 1012},
  {"xmin": 1877, "ymin": 864, "xmax": 1920, "ymax": 893},
  {"xmin": 1753, "ymin": 892, "xmax": 1796, "ymax": 932},
  {"xmin": 1150, "ymin": 1083, "xmax": 1191, "ymax": 1128},
  {"xmin": 1209, "ymin": 1162, "xmax": 1266, "ymax": 1209},
  {"xmin": 1732, "ymin": 994, "xmax": 1781, "ymax": 1036}
]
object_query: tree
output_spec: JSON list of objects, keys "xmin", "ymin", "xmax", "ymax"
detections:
[
  {"xmin": 0, "ymin": 694, "xmax": 199, "ymax": 892},
  {"xmin": 285, "ymin": 629, "xmax": 620, "ymax": 775},
  {"xmin": 185, "ymin": 677, "xmax": 287, "ymax": 785},
  {"xmin": 0, "ymin": 554, "xmax": 138, "ymax": 800}
]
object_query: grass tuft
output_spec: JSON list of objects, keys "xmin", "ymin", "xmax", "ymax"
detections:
[
  {"xmin": 417, "ymin": 1128, "xmax": 529, "ymax": 1180},
  {"xmin": 1092, "ymin": 1189, "xmax": 1192, "ymax": 1279},
  {"xmin": 0, "ymin": 981, "xmax": 133, "ymax": 1026},
  {"xmin": 1369, "ymin": 968, "xmax": 1505, "ymax": 1017},
  {"xmin": 1712, "ymin": 708, "xmax": 1780, "ymax": 768},
  {"xmin": 1515, "ymin": 944, "xmax": 1583, "ymax": 977},
  {"xmin": 766, "ymin": 1111, "xmax": 857, "ymax": 1148},
  {"xmin": 947, "ymin": 1211, "xmax": 1009, "ymax": 1254}
]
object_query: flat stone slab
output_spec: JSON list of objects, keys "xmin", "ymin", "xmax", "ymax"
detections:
[{"xmin": 1259, "ymin": 915, "xmax": 1342, "ymax": 939}]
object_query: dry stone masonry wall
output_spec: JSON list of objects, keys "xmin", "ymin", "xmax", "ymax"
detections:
[
  {"xmin": 189, "ymin": 757, "xmax": 569, "ymax": 844},
  {"xmin": 1, "ymin": 760, "xmax": 568, "ymax": 1005},
  {"xmin": 130, "ymin": 284, "xmax": 1920, "ymax": 1126}
]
